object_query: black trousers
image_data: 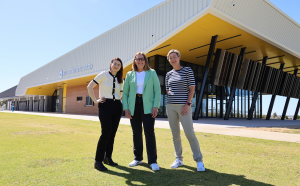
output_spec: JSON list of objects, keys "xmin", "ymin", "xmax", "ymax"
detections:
[
  {"xmin": 95, "ymin": 99, "xmax": 122, "ymax": 162},
  {"xmin": 130, "ymin": 96, "xmax": 157, "ymax": 164}
]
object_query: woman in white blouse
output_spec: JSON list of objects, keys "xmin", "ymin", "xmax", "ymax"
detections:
[
  {"xmin": 123, "ymin": 52, "xmax": 161, "ymax": 171},
  {"xmin": 87, "ymin": 57, "xmax": 123, "ymax": 171}
]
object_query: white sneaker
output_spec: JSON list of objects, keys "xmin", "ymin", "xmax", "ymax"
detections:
[
  {"xmin": 197, "ymin": 162, "xmax": 205, "ymax": 172},
  {"xmin": 129, "ymin": 160, "xmax": 142, "ymax": 167},
  {"xmin": 150, "ymin": 163, "xmax": 160, "ymax": 171},
  {"xmin": 170, "ymin": 158, "xmax": 183, "ymax": 168}
]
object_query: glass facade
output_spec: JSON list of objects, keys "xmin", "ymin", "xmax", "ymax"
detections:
[{"xmin": 148, "ymin": 55, "xmax": 262, "ymax": 119}]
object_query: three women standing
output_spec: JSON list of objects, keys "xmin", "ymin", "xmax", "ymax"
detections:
[
  {"xmin": 122, "ymin": 52, "xmax": 161, "ymax": 171},
  {"xmin": 87, "ymin": 58, "xmax": 123, "ymax": 171},
  {"xmin": 87, "ymin": 50, "xmax": 204, "ymax": 172},
  {"xmin": 165, "ymin": 49, "xmax": 205, "ymax": 171}
]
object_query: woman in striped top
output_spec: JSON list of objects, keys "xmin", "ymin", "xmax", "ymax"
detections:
[{"xmin": 165, "ymin": 49, "xmax": 205, "ymax": 172}]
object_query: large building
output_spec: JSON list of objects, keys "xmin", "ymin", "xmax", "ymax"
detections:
[{"xmin": 2, "ymin": 0, "xmax": 300, "ymax": 120}]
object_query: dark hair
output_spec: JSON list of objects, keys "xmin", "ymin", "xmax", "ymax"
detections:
[
  {"xmin": 110, "ymin": 57, "xmax": 123, "ymax": 84},
  {"xmin": 132, "ymin": 52, "xmax": 151, "ymax": 71}
]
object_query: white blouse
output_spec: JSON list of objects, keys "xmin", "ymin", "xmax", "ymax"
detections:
[
  {"xmin": 136, "ymin": 71, "xmax": 146, "ymax": 94},
  {"xmin": 93, "ymin": 71, "xmax": 123, "ymax": 100}
]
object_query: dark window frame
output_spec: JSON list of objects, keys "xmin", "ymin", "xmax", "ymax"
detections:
[{"xmin": 85, "ymin": 96, "xmax": 94, "ymax": 106}]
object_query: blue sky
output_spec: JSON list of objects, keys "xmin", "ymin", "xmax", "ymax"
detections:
[{"xmin": 0, "ymin": 0, "xmax": 300, "ymax": 115}]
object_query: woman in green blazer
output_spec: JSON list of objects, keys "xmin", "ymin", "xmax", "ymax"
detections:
[{"xmin": 123, "ymin": 52, "xmax": 161, "ymax": 171}]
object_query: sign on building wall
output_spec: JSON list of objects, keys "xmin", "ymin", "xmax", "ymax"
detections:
[{"xmin": 60, "ymin": 64, "xmax": 93, "ymax": 78}]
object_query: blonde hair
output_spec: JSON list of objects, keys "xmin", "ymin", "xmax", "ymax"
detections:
[
  {"xmin": 167, "ymin": 49, "xmax": 181, "ymax": 60},
  {"xmin": 132, "ymin": 52, "xmax": 151, "ymax": 71}
]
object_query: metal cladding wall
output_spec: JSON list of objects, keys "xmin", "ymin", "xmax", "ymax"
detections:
[
  {"xmin": 15, "ymin": 0, "xmax": 300, "ymax": 97},
  {"xmin": 212, "ymin": 49, "xmax": 300, "ymax": 99},
  {"xmin": 16, "ymin": 0, "xmax": 213, "ymax": 96},
  {"xmin": 210, "ymin": 0, "xmax": 300, "ymax": 57}
]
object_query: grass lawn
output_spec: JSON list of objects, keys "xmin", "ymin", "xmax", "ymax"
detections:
[{"xmin": 0, "ymin": 112, "xmax": 299, "ymax": 186}]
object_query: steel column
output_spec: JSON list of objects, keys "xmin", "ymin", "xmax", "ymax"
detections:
[
  {"xmin": 266, "ymin": 63, "xmax": 285, "ymax": 120},
  {"xmin": 248, "ymin": 57, "xmax": 268, "ymax": 120},
  {"xmin": 260, "ymin": 92, "xmax": 262, "ymax": 118},
  {"xmin": 293, "ymin": 100, "xmax": 300, "ymax": 120},
  {"xmin": 224, "ymin": 48, "xmax": 246, "ymax": 120},
  {"xmin": 281, "ymin": 69, "xmax": 298, "ymax": 120},
  {"xmin": 194, "ymin": 35, "xmax": 218, "ymax": 120},
  {"xmin": 220, "ymin": 86, "xmax": 224, "ymax": 118}
]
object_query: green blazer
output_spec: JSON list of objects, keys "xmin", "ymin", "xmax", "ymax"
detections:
[{"xmin": 123, "ymin": 69, "xmax": 161, "ymax": 115}]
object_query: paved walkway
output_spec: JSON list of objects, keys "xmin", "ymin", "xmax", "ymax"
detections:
[{"xmin": 2, "ymin": 110, "xmax": 300, "ymax": 143}]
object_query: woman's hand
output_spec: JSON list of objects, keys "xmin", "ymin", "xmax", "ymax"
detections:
[
  {"xmin": 152, "ymin": 107, "xmax": 158, "ymax": 118},
  {"xmin": 96, "ymin": 97, "xmax": 106, "ymax": 104},
  {"xmin": 125, "ymin": 109, "xmax": 132, "ymax": 119},
  {"xmin": 181, "ymin": 105, "xmax": 190, "ymax": 116}
]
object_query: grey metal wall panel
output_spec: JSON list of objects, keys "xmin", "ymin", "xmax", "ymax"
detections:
[
  {"xmin": 39, "ymin": 96, "xmax": 44, "ymax": 112},
  {"xmin": 211, "ymin": 49, "xmax": 224, "ymax": 85},
  {"xmin": 275, "ymin": 71, "xmax": 283, "ymax": 95},
  {"xmin": 265, "ymin": 67, "xmax": 272, "ymax": 93},
  {"xmin": 278, "ymin": 72, "xmax": 288, "ymax": 96},
  {"xmin": 227, "ymin": 54, "xmax": 238, "ymax": 87},
  {"xmin": 219, "ymin": 52, "xmax": 232, "ymax": 86},
  {"xmin": 243, "ymin": 60, "xmax": 254, "ymax": 90},
  {"xmin": 28, "ymin": 98, "xmax": 33, "ymax": 111},
  {"xmin": 237, "ymin": 58, "xmax": 250, "ymax": 89},
  {"xmin": 295, "ymin": 77, "xmax": 300, "ymax": 98},
  {"xmin": 270, "ymin": 69, "xmax": 279, "ymax": 94},
  {"xmin": 267, "ymin": 68, "xmax": 276, "ymax": 94},
  {"xmin": 283, "ymin": 73, "xmax": 291, "ymax": 96},
  {"xmin": 288, "ymin": 74, "xmax": 296, "ymax": 97},
  {"xmin": 288, "ymin": 74, "xmax": 294, "ymax": 97},
  {"xmin": 232, "ymin": 53, "xmax": 245, "ymax": 88},
  {"xmin": 44, "ymin": 97, "xmax": 48, "ymax": 112},
  {"xmin": 261, "ymin": 67, "xmax": 272, "ymax": 93},
  {"xmin": 247, "ymin": 61, "xmax": 258, "ymax": 90},
  {"xmin": 46, "ymin": 96, "xmax": 53, "ymax": 112},
  {"xmin": 0, "ymin": 86, "xmax": 17, "ymax": 99},
  {"xmin": 217, "ymin": 51, "xmax": 230, "ymax": 85},
  {"xmin": 292, "ymin": 75, "xmax": 298, "ymax": 97},
  {"xmin": 33, "ymin": 100, "xmax": 39, "ymax": 111},
  {"xmin": 291, "ymin": 76, "xmax": 298, "ymax": 97},
  {"xmin": 255, "ymin": 62, "xmax": 266, "ymax": 92},
  {"xmin": 283, "ymin": 74, "xmax": 289, "ymax": 96}
]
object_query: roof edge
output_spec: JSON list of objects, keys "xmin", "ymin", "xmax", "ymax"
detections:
[
  {"xmin": 208, "ymin": 6, "xmax": 300, "ymax": 59},
  {"xmin": 15, "ymin": 72, "xmax": 101, "ymax": 96}
]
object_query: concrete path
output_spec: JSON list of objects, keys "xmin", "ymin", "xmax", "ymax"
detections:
[{"xmin": 2, "ymin": 110, "xmax": 300, "ymax": 143}]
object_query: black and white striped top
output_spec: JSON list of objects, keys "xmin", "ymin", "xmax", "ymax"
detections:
[{"xmin": 165, "ymin": 67, "xmax": 195, "ymax": 104}]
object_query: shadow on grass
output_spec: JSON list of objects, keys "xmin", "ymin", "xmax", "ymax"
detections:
[{"xmin": 100, "ymin": 163, "xmax": 274, "ymax": 186}]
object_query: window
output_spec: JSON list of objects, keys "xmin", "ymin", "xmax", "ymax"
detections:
[
  {"xmin": 85, "ymin": 96, "xmax": 94, "ymax": 106},
  {"xmin": 148, "ymin": 56, "xmax": 156, "ymax": 69},
  {"xmin": 158, "ymin": 56, "xmax": 165, "ymax": 72},
  {"xmin": 77, "ymin": 97, "xmax": 82, "ymax": 101}
]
